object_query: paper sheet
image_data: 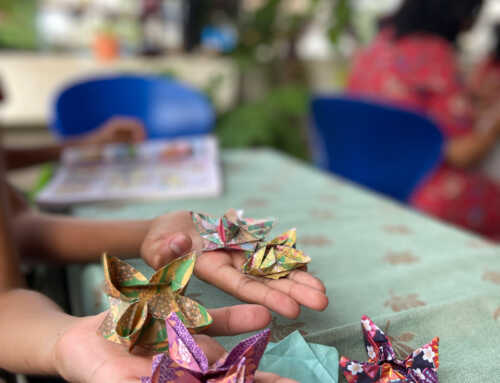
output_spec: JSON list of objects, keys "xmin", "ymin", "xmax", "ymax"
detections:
[
  {"xmin": 259, "ymin": 331, "xmax": 339, "ymax": 382},
  {"xmin": 37, "ymin": 135, "xmax": 222, "ymax": 207}
]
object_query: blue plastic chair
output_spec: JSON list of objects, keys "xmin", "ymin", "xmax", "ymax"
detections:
[
  {"xmin": 51, "ymin": 74, "xmax": 214, "ymax": 139},
  {"xmin": 310, "ymin": 95, "xmax": 444, "ymax": 202}
]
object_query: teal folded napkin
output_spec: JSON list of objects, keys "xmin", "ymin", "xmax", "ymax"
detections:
[{"xmin": 259, "ymin": 331, "xmax": 339, "ymax": 382}]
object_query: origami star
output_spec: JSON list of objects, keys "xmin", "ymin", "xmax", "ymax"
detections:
[
  {"xmin": 141, "ymin": 312, "xmax": 270, "ymax": 383},
  {"xmin": 340, "ymin": 315, "xmax": 439, "ymax": 383},
  {"xmin": 192, "ymin": 209, "xmax": 274, "ymax": 252},
  {"xmin": 242, "ymin": 228, "xmax": 311, "ymax": 279},
  {"xmin": 98, "ymin": 252, "xmax": 212, "ymax": 353}
]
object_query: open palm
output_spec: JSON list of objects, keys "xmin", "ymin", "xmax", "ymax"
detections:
[
  {"xmin": 54, "ymin": 306, "xmax": 297, "ymax": 383},
  {"xmin": 142, "ymin": 211, "xmax": 328, "ymax": 319}
]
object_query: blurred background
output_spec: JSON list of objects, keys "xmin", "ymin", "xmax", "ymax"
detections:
[
  {"xmin": 2, "ymin": 0, "xmax": 498, "ymax": 162},
  {"xmin": 3, "ymin": 0, "xmax": 500, "ymax": 242},
  {"xmin": 1, "ymin": 3, "xmax": 500, "ymax": 383}
]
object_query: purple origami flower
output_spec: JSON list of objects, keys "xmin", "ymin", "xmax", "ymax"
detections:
[
  {"xmin": 142, "ymin": 312, "xmax": 270, "ymax": 383},
  {"xmin": 340, "ymin": 315, "xmax": 439, "ymax": 383}
]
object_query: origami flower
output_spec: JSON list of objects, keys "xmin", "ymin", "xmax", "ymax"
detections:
[
  {"xmin": 340, "ymin": 315, "xmax": 439, "ymax": 383},
  {"xmin": 242, "ymin": 228, "xmax": 311, "ymax": 279},
  {"xmin": 98, "ymin": 252, "xmax": 212, "ymax": 353},
  {"xmin": 192, "ymin": 209, "xmax": 274, "ymax": 252},
  {"xmin": 141, "ymin": 312, "xmax": 270, "ymax": 383}
]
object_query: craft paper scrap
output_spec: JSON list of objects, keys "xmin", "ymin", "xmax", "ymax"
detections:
[
  {"xmin": 192, "ymin": 209, "xmax": 274, "ymax": 252},
  {"xmin": 242, "ymin": 228, "xmax": 311, "ymax": 279},
  {"xmin": 141, "ymin": 312, "xmax": 270, "ymax": 383},
  {"xmin": 98, "ymin": 252, "xmax": 212, "ymax": 353},
  {"xmin": 340, "ymin": 315, "xmax": 439, "ymax": 383},
  {"xmin": 259, "ymin": 330, "xmax": 339, "ymax": 382}
]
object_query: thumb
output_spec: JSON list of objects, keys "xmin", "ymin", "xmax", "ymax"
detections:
[{"xmin": 141, "ymin": 232, "xmax": 193, "ymax": 270}]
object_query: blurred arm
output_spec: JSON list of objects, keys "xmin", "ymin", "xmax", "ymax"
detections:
[
  {"xmin": 445, "ymin": 105, "xmax": 500, "ymax": 168},
  {"xmin": 0, "ymin": 289, "xmax": 75, "ymax": 375},
  {"xmin": 13, "ymin": 212, "xmax": 152, "ymax": 263},
  {"xmin": 4, "ymin": 117, "xmax": 145, "ymax": 170},
  {"xmin": 4, "ymin": 145, "xmax": 65, "ymax": 170},
  {"xmin": 0, "ymin": 145, "xmax": 24, "ymax": 289}
]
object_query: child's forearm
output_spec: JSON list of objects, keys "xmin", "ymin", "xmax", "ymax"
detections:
[
  {"xmin": 0, "ymin": 289, "xmax": 76, "ymax": 375},
  {"xmin": 4, "ymin": 137, "xmax": 88, "ymax": 171},
  {"xmin": 14, "ymin": 212, "xmax": 152, "ymax": 263},
  {"xmin": 0, "ymin": 204, "xmax": 23, "ymax": 289},
  {"xmin": 4, "ymin": 146, "xmax": 63, "ymax": 170},
  {"xmin": 0, "ymin": 155, "xmax": 24, "ymax": 289}
]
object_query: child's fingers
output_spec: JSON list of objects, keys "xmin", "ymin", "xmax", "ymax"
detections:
[
  {"xmin": 287, "ymin": 269, "xmax": 326, "ymax": 293},
  {"xmin": 255, "ymin": 371, "xmax": 299, "ymax": 383},
  {"xmin": 205, "ymin": 304, "xmax": 271, "ymax": 336},
  {"xmin": 142, "ymin": 232, "xmax": 192, "ymax": 270},
  {"xmin": 264, "ymin": 277, "xmax": 329, "ymax": 312},
  {"xmin": 195, "ymin": 252, "xmax": 301, "ymax": 319}
]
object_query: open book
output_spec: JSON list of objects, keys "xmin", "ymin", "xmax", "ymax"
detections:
[{"xmin": 36, "ymin": 135, "xmax": 222, "ymax": 207}]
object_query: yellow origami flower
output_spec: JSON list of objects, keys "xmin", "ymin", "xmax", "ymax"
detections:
[
  {"xmin": 98, "ymin": 252, "xmax": 212, "ymax": 353},
  {"xmin": 242, "ymin": 228, "xmax": 311, "ymax": 279}
]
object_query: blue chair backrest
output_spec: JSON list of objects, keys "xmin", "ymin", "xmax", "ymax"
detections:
[
  {"xmin": 310, "ymin": 95, "xmax": 444, "ymax": 202},
  {"xmin": 51, "ymin": 74, "xmax": 214, "ymax": 139}
]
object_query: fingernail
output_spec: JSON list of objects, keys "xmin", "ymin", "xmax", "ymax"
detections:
[
  {"xmin": 153, "ymin": 254, "xmax": 163, "ymax": 269},
  {"xmin": 169, "ymin": 234, "xmax": 187, "ymax": 256}
]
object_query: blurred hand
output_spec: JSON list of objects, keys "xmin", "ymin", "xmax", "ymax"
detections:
[
  {"xmin": 476, "ymin": 99, "xmax": 500, "ymax": 137},
  {"xmin": 80, "ymin": 117, "xmax": 146, "ymax": 147},
  {"xmin": 141, "ymin": 211, "xmax": 329, "ymax": 319},
  {"xmin": 53, "ymin": 305, "xmax": 295, "ymax": 383}
]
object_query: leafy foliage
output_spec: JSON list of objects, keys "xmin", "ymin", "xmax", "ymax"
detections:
[
  {"xmin": 328, "ymin": 0, "xmax": 354, "ymax": 45},
  {"xmin": 215, "ymin": 84, "xmax": 310, "ymax": 160},
  {"xmin": 0, "ymin": 0, "xmax": 37, "ymax": 50}
]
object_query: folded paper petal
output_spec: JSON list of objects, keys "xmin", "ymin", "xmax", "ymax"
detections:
[
  {"xmin": 340, "ymin": 316, "xmax": 439, "ymax": 383},
  {"xmin": 192, "ymin": 209, "xmax": 274, "ymax": 252},
  {"xmin": 99, "ymin": 252, "xmax": 212, "ymax": 352},
  {"xmin": 242, "ymin": 229, "xmax": 311, "ymax": 279},
  {"xmin": 142, "ymin": 312, "xmax": 271, "ymax": 383}
]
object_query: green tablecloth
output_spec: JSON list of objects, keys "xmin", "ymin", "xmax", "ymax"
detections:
[{"xmin": 69, "ymin": 149, "xmax": 500, "ymax": 382}]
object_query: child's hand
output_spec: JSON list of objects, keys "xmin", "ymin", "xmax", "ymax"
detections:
[
  {"xmin": 53, "ymin": 304, "xmax": 279, "ymax": 383},
  {"xmin": 141, "ymin": 211, "xmax": 329, "ymax": 319},
  {"xmin": 78, "ymin": 117, "xmax": 146, "ymax": 147}
]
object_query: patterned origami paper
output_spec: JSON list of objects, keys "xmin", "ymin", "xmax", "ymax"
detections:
[
  {"xmin": 242, "ymin": 229, "xmax": 311, "ymax": 279},
  {"xmin": 141, "ymin": 312, "xmax": 270, "ymax": 383},
  {"xmin": 192, "ymin": 209, "xmax": 274, "ymax": 252},
  {"xmin": 98, "ymin": 252, "xmax": 212, "ymax": 353},
  {"xmin": 340, "ymin": 316, "xmax": 439, "ymax": 383}
]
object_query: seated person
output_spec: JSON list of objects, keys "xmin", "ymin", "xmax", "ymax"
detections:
[{"xmin": 347, "ymin": 0, "xmax": 500, "ymax": 241}]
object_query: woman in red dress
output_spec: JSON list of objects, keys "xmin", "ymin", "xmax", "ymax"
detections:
[{"xmin": 347, "ymin": 0, "xmax": 500, "ymax": 241}]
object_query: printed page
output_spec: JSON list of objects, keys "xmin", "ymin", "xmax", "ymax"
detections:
[{"xmin": 36, "ymin": 135, "xmax": 222, "ymax": 206}]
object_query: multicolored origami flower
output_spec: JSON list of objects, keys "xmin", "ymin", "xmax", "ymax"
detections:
[
  {"xmin": 340, "ymin": 315, "xmax": 439, "ymax": 383},
  {"xmin": 98, "ymin": 252, "xmax": 212, "ymax": 353},
  {"xmin": 242, "ymin": 228, "xmax": 311, "ymax": 279},
  {"xmin": 192, "ymin": 209, "xmax": 274, "ymax": 252},
  {"xmin": 141, "ymin": 312, "xmax": 270, "ymax": 383}
]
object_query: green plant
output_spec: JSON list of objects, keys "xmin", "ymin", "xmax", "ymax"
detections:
[
  {"xmin": 219, "ymin": 0, "xmax": 354, "ymax": 160},
  {"xmin": 215, "ymin": 84, "xmax": 310, "ymax": 160},
  {"xmin": 234, "ymin": 0, "xmax": 319, "ymax": 69},
  {"xmin": 0, "ymin": 0, "xmax": 37, "ymax": 50},
  {"xmin": 328, "ymin": 0, "xmax": 354, "ymax": 45}
]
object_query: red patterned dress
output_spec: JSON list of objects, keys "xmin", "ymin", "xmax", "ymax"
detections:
[{"xmin": 347, "ymin": 29, "xmax": 500, "ymax": 241}]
